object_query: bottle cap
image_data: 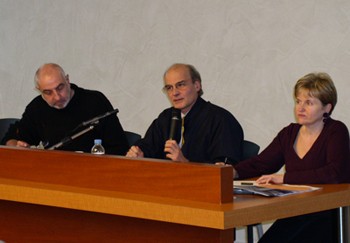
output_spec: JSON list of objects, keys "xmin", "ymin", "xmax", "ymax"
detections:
[{"xmin": 94, "ymin": 139, "xmax": 102, "ymax": 144}]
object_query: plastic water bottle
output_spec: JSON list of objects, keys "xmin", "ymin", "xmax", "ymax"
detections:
[{"xmin": 91, "ymin": 139, "xmax": 105, "ymax": 155}]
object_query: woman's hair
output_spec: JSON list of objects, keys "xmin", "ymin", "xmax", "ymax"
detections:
[{"xmin": 294, "ymin": 72, "xmax": 337, "ymax": 115}]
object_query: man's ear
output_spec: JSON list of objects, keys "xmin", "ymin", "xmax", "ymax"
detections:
[{"xmin": 194, "ymin": 80, "xmax": 201, "ymax": 91}]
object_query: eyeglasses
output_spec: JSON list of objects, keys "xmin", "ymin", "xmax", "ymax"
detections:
[{"xmin": 162, "ymin": 80, "xmax": 190, "ymax": 93}]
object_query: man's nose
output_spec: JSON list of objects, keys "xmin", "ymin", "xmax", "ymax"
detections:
[
  {"xmin": 170, "ymin": 87, "xmax": 180, "ymax": 95},
  {"xmin": 52, "ymin": 90, "xmax": 61, "ymax": 101}
]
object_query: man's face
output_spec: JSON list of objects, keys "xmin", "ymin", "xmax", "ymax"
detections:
[
  {"xmin": 163, "ymin": 66, "xmax": 201, "ymax": 114},
  {"xmin": 37, "ymin": 69, "xmax": 72, "ymax": 109}
]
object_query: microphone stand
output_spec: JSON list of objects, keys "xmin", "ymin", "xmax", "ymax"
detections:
[
  {"xmin": 47, "ymin": 123, "xmax": 98, "ymax": 150},
  {"xmin": 46, "ymin": 108, "xmax": 119, "ymax": 150}
]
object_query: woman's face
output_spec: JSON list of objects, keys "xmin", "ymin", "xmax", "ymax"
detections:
[{"xmin": 294, "ymin": 88, "xmax": 331, "ymax": 127}]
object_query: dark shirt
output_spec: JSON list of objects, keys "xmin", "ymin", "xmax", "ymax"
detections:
[
  {"xmin": 135, "ymin": 97, "xmax": 244, "ymax": 164},
  {"xmin": 235, "ymin": 118, "xmax": 350, "ymax": 183},
  {"xmin": 2, "ymin": 84, "xmax": 129, "ymax": 155}
]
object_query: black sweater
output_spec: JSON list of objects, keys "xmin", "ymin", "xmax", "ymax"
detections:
[{"xmin": 3, "ymin": 84, "xmax": 129, "ymax": 155}]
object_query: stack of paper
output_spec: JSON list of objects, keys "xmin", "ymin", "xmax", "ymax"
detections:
[{"xmin": 233, "ymin": 181, "xmax": 320, "ymax": 197}]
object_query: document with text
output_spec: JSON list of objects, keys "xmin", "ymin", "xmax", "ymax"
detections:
[{"xmin": 233, "ymin": 180, "xmax": 320, "ymax": 197}]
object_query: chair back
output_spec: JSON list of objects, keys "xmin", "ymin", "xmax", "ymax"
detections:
[
  {"xmin": 0, "ymin": 118, "xmax": 20, "ymax": 142},
  {"xmin": 242, "ymin": 140, "xmax": 260, "ymax": 160},
  {"xmin": 124, "ymin": 131, "xmax": 141, "ymax": 146}
]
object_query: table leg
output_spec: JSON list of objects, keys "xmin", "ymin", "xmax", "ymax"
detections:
[{"xmin": 338, "ymin": 206, "xmax": 350, "ymax": 243}]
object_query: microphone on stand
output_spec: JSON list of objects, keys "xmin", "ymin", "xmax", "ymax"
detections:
[
  {"xmin": 81, "ymin": 108, "xmax": 119, "ymax": 127},
  {"xmin": 46, "ymin": 108, "xmax": 119, "ymax": 150}
]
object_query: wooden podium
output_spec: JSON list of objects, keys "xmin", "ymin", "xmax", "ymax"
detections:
[{"xmin": 0, "ymin": 146, "xmax": 234, "ymax": 242}]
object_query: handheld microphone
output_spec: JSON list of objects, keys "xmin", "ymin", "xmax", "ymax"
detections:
[{"xmin": 169, "ymin": 109, "xmax": 181, "ymax": 140}]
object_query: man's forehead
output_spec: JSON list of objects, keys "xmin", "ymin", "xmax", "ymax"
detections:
[
  {"xmin": 37, "ymin": 73, "xmax": 65, "ymax": 90},
  {"xmin": 165, "ymin": 68, "xmax": 191, "ymax": 84}
]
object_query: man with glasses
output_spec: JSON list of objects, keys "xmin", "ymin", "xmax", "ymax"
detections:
[
  {"xmin": 3, "ymin": 63, "xmax": 129, "ymax": 155},
  {"xmin": 126, "ymin": 63, "xmax": 243, "ymax": 165}
]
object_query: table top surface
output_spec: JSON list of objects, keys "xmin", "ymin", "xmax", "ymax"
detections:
[{"xmin": 0, "ymin": 177, "xmax": 349, "ymax": 230}]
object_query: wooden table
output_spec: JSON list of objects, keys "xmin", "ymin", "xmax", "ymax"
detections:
[
  {"xmin": 0, "ymin": 147, "xmax": 349, "ymax": 242},
  {"xmin": 231, "ymin": 184, "xmax": 350, "ymax": 243},
  {"xmin": 0, "ymin": 179, "xmax": 350, "ymax": 242}
]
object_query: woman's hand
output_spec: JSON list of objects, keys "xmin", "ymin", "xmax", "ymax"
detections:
[{"xmin": 256, "ymin": 174, "xmax": 284, "ymax": 184}]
